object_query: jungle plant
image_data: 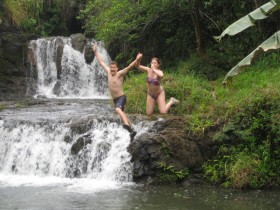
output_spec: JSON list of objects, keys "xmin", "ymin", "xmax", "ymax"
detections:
[
  {"xmin": 4, "ymin": 0, "xmax": 44, "ymax": 26},
  {"xmin": 3, "ymin": 0, "xmax": 83, "ymax": 35},
  {"xmin": 214, "ymin": 0, "xmax": 280, "ymax": 84},
  {"xmin": 157, "ymin": 162, "xmax": 189, "ymax": 183},
  {"xmin": 203, "ymin": 94, "xmax": 280, "ymax": 189}
]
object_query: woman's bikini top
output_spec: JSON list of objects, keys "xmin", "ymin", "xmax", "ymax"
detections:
[{"xmin": 147, "ymin": 77, "xmax": 160, "ymax": 86}]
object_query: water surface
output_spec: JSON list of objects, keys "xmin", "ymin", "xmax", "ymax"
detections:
[{"xmin": 1, "ymin": 181, "xmax": 279, "ymax": 210}]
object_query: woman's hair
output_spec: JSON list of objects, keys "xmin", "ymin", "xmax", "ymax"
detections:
[{"xmin": 151, "ymin": 57, "xmax": 161, "ymax": 66}]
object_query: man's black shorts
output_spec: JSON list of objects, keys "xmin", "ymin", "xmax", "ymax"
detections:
[{"xmin": 113, "ymin": 95, "xmax": 126, "ymax": 111}]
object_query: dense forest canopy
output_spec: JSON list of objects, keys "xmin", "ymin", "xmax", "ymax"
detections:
[
  {"xmin": 1, "ymin": 0, "xmax": 280, "ymax": 77},
  {"xmin": 79, "ymin": 0, "xmax": 280, "ymax": 68}
]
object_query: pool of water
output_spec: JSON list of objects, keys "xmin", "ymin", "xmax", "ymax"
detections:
[{"xmin": 1, "ymin": 182, "xmax": 279, "ymax": 210}]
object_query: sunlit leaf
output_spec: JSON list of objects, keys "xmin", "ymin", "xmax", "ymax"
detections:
[
  {"xmin": 214, "ymin": 0, "xmax": 279, "ymax": 42},
  {"xmin": 223, "ymin": 30, "xmax": 280, "ymax": 84}
]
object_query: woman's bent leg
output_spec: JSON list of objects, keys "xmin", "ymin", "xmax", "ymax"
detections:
[
  {"xmin": 157, "ymin": 91, "xmax": 168, "ymax": 114},
  {"xmin": 146, "ymin": 95, "xmax": 155, "ymax": 115}
]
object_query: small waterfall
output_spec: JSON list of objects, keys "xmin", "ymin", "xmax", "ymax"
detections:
[
  {"xmin": 28, "ymin": 36, "xmax": 110, "ymax": 99},
  {"xmin": 0, "ymin": 114, "xmax": 140, "ymax": 189}
]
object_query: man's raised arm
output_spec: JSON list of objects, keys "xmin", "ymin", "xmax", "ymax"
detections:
[
  {"xmin": 92, "ymin": 44, "xmax": 110, "ymax": 74},
  {"xmin": 119, "ymin": 53, "xmax": 143, "ymax": 76}
]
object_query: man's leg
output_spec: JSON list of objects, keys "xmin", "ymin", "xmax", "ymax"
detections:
[
  {"xmin": 115, "ymin": 108, "xmax": 137, "ymax": 141},
  {"xmin": 115, "ymin": 107, "xmax": 130, "ymax": 126}
]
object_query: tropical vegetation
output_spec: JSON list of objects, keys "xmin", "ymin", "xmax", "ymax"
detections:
[{"xmin": 1, "ymin": 0, "xmax": 280, "ymax": 189}]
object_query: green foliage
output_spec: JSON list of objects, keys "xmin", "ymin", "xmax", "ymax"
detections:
[
  {"xmin": 157, "ymin": 162, "xmax": 189, "ymax": 184},
  {"xmin": 78, "ymin": 0, "xmax": 278, "ymax": 69},
  {"xmin": 3, "ymin": 0, "xmax": 83, "ymax": 36},
  {"xmin": 0, "ymin": 103, "xmax": 5, "ymax": 111},
  {"xmin": 184, "ymin": 53, "xmax": 224, "ymax": 81},
  {"xmin": 160, "ymin": 141, "xmax": 171, "ymax": 157},
  {"xmin": 203, "ymin": 92, "xmax": 280, "ymax": 189},
  {"xmin": 123, "ymin": 72, "xmax": 146, "ymax": 114},
  {"xmin": 186, "ymin": 114, "xmax": 214, "ymax": 136},
  {"xmin": 21, "ymin": 18, "xmax": 37, "ymax": 32},
  {"xmin": 4, "ymin": 0, "xmax": 44, "ymax": 26},
  {"xmin": 212, "ymin": 0, "xmax": 280, "ymax": 83},
  {"xmin": 79, "ymin": 0, "xmax": 195, "ymax": 65}
]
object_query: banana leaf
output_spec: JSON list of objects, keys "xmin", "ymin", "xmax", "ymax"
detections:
[
  {"xmin": 223, "ymin": 30, "xmax": 280, "ymax": 84},
  {"xmin": 214, "ymin": 0, "xmax": 279, "ymax": 41}
]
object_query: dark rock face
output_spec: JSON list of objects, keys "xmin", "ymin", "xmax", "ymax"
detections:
[
  {"xmin": 0, "ymin": 17, "xmax": 39, "ymax": 100},
  {"xmin": 127, "ymin": 117, "xmax": 218, "ymax": 184},
  {"xmin": 71, "ymin": 134, "xmax": 92, "ymax": 155},
  {"xmin": 0, "ymin": 32, "xmax": 28, "ymax": 99},
  {"xmin": 70, "ymin": 33, "xmax": 86, "ymax": 53},
  {"xmin": 84, "ymin": 41, "xmax": 95, "ymax": 64}
]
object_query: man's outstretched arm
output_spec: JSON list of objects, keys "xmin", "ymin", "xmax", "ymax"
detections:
[
  {"xmin": 92, "ymin": 44, "xmax": 110, "ymax": 74},
  {"xmin": 135, "ymin": 53, "xmax": 150, "ymax": 72},
  {"xmin": 119, "ymin": 53, "xmax": 143, "ymax": 76}
]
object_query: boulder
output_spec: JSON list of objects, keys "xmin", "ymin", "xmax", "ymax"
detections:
[
  {"xmin": 70, "ymin": 33, "xmax": 86, "ymax": 53},
  {"xmin": 127, "ymin": 116, "xmax": 218, "ymax": 184}
]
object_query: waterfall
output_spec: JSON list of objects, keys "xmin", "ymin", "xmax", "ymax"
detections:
[
  {"xmin": 0, "ymin": 35, "xmax": 152, "ymax": 192},
  {"xmin": 28, "ymin": 36, "xmax": 110, "ymax": 99},
  {"xmin": 0, "ymin": 99, "xmax": 154, "ymax": 191},
  {"xmin": 0, "ymin": 119, "xmax": 132, "ymax": 182}
]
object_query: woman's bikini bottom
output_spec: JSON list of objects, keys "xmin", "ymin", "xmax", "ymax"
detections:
[{"xmin": 148, "ymin": 89, "xmax": 164, "ymax": 101}]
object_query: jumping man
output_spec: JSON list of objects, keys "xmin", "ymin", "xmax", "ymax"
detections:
[{"xmin": 92, "ymin": 44, "xmax": 142, "ymax": 141}]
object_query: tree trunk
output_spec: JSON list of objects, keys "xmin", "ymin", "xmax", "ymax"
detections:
[
  {"xmin": 191, "ymin": 0, "xmax": 215, "ymax": 64},
  {"xmin": 191, "ymin": 0, "xmax": 206, "ymax": 58}
]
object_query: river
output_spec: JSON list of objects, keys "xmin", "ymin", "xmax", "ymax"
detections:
[{"xmin": 0, "ymin": 37, "xmax": 279, "ymax": 210}]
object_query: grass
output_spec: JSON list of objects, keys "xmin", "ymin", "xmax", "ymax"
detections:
[
  {"xmin": 124, "ymin": 52, "xmax": 280, "ymax": 118},
  {"xmin": 123, "ymin": 52, "xmax": 280, "ymax": 141}
]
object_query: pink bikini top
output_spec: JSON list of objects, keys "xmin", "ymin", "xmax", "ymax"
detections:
[{"xmin": 147, "ymin": 77, "xmax": 160, "ymax": 86}]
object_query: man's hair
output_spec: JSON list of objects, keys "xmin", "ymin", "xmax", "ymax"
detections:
[{"xmin": 110, "ymin": 61, "xmax": 119, "ymax": 67}]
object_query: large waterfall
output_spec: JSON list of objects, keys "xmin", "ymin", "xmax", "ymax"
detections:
[
  {"xmin": 0, "ymin": 36, "xmax": 151, "ymax": 193},
  {"xmin": 28, "ymin": 36, "xmax": 110, "ymax": 99}
]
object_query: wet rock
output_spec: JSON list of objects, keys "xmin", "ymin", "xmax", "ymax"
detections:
[
  {"xmin": 0, "ymin": 26, "xmax": 30, "ymax": 99},
  {"xmin": 128, "ymin": 116, "xmax": 219, "ymax": 184},
  {"xmin": 55, "ymin": 38, "xmax": 64, "ymax": 80},
  {"xmin": 71, "ymin": 135, "xmax": 92, "ymax": 155},
  {"xmin": 67, "ymin": 114, "xmax": 121, "ymax": 135},
  {"xmin": 84, "ymin": 39, "xmax": 95, "ymax": 64},
  {"xmin": 70, "ymin": 33, "xmax": 86, "ymax": 53}
]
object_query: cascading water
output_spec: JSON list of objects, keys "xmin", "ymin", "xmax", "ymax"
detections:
[
  {"xmin": 28, "ymin": 36, "xmax": 110, "ymax": 99},
  {"xmin": 0, "ymin": 99, "xmax": 148, "ymax": 192},
  {"xmin": 0, "ymin": 35, "xmax": 153, "ymax": 193}
]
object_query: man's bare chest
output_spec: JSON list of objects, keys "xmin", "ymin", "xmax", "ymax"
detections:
[{"xmin": 108, "ymin": 77, "xmax": 122, "ymax": 88}]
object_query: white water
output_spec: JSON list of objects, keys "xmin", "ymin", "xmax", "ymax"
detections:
[
  {"xmin": 0, "ymin": 36, "xmax": 154, "ymax": 194},
  {"xmin": 28, "ymin": 37, "xmax": 110, "ymax": 99},
  {"xmin": 0, "ymin": 106, "xmax": 152, "ymax": 193}
]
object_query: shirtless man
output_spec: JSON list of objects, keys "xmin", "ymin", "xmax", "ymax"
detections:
[{"xmin": 92, "ymin": 44, "xmax": 142, "ymax": 141}]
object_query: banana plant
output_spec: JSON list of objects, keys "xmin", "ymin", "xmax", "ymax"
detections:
[{"xmin": 213, "ymin": 0, "xmax": 280, "ymax": 84}]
